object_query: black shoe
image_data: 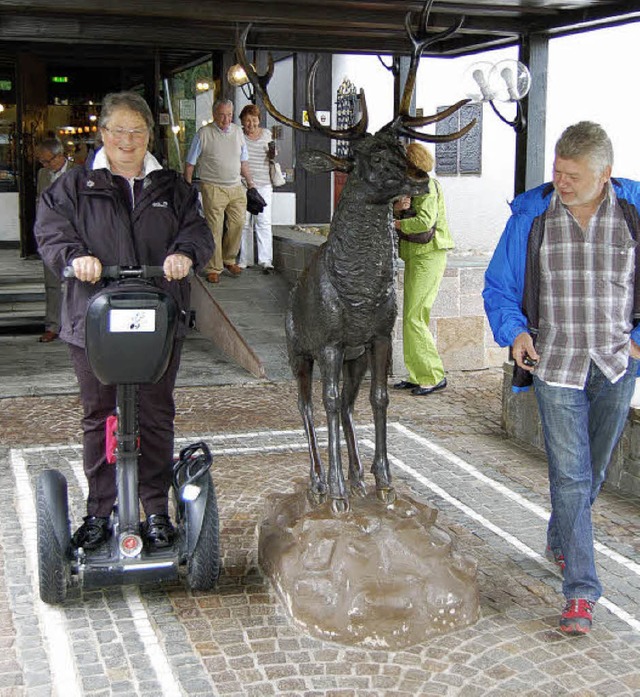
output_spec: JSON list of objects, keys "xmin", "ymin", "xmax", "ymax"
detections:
[
  {"xmin": 393, "ymin": 380, "xmax": 418, "ymax": 390},
  {"xmin": 72, "ymin": 516, "xmax": 110, "ymax": 550},
  {"xmin": 411, "ymin": 378, "xmax": 447, "ymax": 396},
  {"xmin": 261, "ymin": 265, "xmax": 274, "ymax": 275},
  {"xmin": 142, "ymin": 514, "xmax": 176, "ymax": 550}
]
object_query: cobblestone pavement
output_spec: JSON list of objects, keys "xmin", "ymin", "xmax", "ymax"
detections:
[{"xmin": 1, "ymin": 369, "xmax": 640, "ymax": 696}]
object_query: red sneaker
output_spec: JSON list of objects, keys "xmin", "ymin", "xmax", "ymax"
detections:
[{"xmin": 559, "ymin": 599, "xmax": 595, "ymax": 635}]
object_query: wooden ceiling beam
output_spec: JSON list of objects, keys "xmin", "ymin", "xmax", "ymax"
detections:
[
  {"xmin": 0, "ymin": 15, "xmax": 522, "ymax": 56},
  {"xmin": 1, "ymin": 1, "xmax": 639, "ymax": 58}
]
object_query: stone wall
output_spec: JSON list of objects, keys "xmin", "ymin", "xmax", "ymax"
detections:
[
  {"xmin": 273, "ymin": 225, "xmax": 325, "ymax": 288},
  {"xmin": 501, "ymin": 362, "xmax": 640, "ymax": 499},
  {"xmin": 394, "ymin": 254, "xmax": 507, "ymax": 376}
]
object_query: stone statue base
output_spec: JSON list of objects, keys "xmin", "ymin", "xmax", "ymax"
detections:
[{"xmin": 258, "ymin": 485, "xmax": 480, "ymax": 648}]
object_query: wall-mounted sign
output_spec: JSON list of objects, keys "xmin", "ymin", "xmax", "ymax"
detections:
[
  {"xmin": 435, "ymin": 103, "xmax": 482, "ymax": 177},
  {"xmin": 51, "ymin": 76, "xmax": 69, "ymax": 83},
  {"xmin": 0, "ymin": 80, "xmax": 12, "ymax": 91}
]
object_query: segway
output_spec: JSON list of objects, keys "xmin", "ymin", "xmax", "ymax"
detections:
[{"xmin": 35, "ymin": 265, "xmax": 220, "ymax": 604}]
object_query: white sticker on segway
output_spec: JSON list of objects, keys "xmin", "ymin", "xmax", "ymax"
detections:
[{"xmin": 109, "ymin": 309, "xmax": 156, "ymax": 333}]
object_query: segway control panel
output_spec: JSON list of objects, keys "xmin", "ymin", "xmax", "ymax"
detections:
[{"xmin": 83, "ymin": 267, "xmax": 179, "ymax": 385}]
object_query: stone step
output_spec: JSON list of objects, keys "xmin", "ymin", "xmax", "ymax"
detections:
[
  {"xmin": 0, "ymin": 281, "xmax": 45, "ymax": 320},
  {"xmin": 0, "ymin": 309, "xmax": 45, "ymax": 334},
  {"xmin": 0, "ymin": 299, "xmax": 45, "ymax": 313},
  {"xmin": 0, "ymin": 281, "xmax": 44, "ymax": 293},
  {"xmin": 0, "ymin": 271, "xmax": 44, "ymax": 286},
  {"xmin": 0, "ymin": 279, "xmax": 45, "ymax": 319}
]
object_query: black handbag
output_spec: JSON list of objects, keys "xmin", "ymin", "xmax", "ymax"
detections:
[
  {"xmin": 246, "ymin": 187, "xmax": 267, "ymax": 215},
  {"xmin": 397, "ymin": 226, "xmax": 436, "ymax": 244},
  {"xmin": 395, "ymin": 179, "xmax": 439, "ymax": 244}
]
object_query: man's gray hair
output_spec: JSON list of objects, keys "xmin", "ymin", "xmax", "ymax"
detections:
[
  {"xmin": 213, "ymin": 98, "xmax": 233, "ymax": 113},
  {"xmin": 36, "ymin": 137, "xmax": 64, "ymax": 156},
  {"xmin": 555, "ymin": 121, "xmax": 613, "ymax": 175},
  {"xmin": 98, "ymin": 91, "xmax": 154, "ymax": 134}
]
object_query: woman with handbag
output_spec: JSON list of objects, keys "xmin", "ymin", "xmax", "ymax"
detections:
[
  {"xmin": 393, "ymin": 142, "xmax": 454, "ymax": 396},
  {"xmin": 238, "ymin": 104, "xmax": 277, "ymax": 274}
]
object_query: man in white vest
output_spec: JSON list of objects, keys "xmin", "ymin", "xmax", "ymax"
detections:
[{"xmin": 184, "ymin": 99, "xmax": 255, "ymax": 284}]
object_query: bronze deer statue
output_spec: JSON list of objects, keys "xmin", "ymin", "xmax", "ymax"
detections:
[{"xmin": 238, "ymin": 0, "xmax": 474, "ymax": 513}]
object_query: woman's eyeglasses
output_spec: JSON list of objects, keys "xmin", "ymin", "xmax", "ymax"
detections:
[{"xmin": 103, "ymin": 126, "xmax": 149, "ymax": 143}]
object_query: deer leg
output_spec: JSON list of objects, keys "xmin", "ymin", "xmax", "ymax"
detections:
[
  {"xmin": 293, "ymin": 354, "xmax": 326, "ymax": 503},
  {"xmin": 369, "ymin": 336, "xmax": 396, "ymax": 504},
  {"xmin": 341, "ymin": 353, "xmax": 368, "ymax": 498},
  {"xmin": 318, "ymin": 346, "xmax": 349, "ymax": 513}
]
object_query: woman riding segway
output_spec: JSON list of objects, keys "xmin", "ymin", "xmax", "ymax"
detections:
[{"xmin": 35, "ymin": 91, "xmax": 214, "ymax": 553}]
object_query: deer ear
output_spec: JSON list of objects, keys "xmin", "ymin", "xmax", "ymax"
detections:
[{"xmin": 299, "ymin": 150, "xmax": 354, "ymax": 174}]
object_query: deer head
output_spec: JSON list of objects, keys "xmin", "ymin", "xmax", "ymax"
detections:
[{"xmin": 235, "ymin": 0, "xmax": 474, "ymax": 202}]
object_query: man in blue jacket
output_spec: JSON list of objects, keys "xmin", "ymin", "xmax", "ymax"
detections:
[{"xmin": 484, "ymin": 122, "xmax": 640, "ymax": 635}]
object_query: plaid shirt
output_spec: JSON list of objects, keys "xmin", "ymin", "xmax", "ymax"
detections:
[{"xmin": 536, "ymin": 184, "xmax": 636, "ymax": 388}]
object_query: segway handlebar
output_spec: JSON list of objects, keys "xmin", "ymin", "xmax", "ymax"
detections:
[{"xmin": 63, "ymin": 265, "xmax": 191, "ymax": 280}]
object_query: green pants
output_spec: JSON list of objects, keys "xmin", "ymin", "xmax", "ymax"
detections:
[{"xmin": 402, "ymin": 247, "xmax": 447, "ymax": 386}]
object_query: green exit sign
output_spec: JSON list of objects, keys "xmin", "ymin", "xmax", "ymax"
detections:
[
  {"xmin": 0, "ymin": 80, "xmax": 12, "ymax": 91},
  {"xmin": 51, "ymin": 76, "xmax": 69, "ymax": 83}
]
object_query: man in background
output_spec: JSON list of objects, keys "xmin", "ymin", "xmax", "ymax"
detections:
[
  {"xmin": 35, "ymin": 137, "xmax": 77, "ymax": 342},
  {"xmin": 184, "ymin": 99, "xmax": 255, "ymax": 284}
]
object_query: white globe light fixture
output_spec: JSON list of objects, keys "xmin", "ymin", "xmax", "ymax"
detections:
[{"xmin": 464, "ymin": 59, "xmax": 531, "ymax": 132}]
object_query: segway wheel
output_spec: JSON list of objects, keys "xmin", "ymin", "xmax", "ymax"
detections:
[
  {"xmin": 186, "ymin": 472, "xmax": 221, "ymax": 591},
  {"xmin": 36, "ymin": 470, "xmax": 71, "ymax": 604}
]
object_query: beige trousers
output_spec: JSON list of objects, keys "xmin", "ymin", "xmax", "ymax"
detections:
[{"xmin": 200, "ymin": 182, "xmax": 247, "ymax": 273}]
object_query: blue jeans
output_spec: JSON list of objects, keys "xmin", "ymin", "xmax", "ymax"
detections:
[{"xmin": 533, "ymin": 359, "xmax": 638, "ymax": 602}]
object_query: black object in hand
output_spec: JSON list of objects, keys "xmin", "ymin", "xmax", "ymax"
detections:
[
  {"xmin": 522, "ymin": 354, "xmax": 538, "ymax": 367},
  {"xmin": 246, "ymin": 187, "xmax": 267, "ymax": 215}
]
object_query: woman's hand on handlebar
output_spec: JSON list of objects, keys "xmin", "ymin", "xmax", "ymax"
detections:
[
  {"xmin": 163, "ymin": 253, "xmax": 193, "ymax": 281},
  {"xmin": 72, "ymin": 256, "xmax": 102, "ymax": 284}
]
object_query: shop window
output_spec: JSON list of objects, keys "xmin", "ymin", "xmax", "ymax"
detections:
[{"xmin": 163, "ymin": 61, "xmax": 217, "ymax": 173}]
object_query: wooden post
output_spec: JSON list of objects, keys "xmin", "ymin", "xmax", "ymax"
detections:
[{"xmin": 514, "ymin": 33, "xmax": 549, "ymax": 195}]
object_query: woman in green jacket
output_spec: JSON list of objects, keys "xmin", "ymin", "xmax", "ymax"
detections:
[{"xmin": 393, "ymin": 142, "xmax": 454, "ymax": 396}]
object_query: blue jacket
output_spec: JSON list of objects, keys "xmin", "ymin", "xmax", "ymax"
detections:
[{"xmin": 483, "ymin": 178, "xmax": 640, "ymax": 351}]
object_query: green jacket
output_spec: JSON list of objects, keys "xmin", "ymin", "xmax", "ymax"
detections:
[{"xmin": 398, "ymin": 178, "xmax": 454, "ymax": 261}]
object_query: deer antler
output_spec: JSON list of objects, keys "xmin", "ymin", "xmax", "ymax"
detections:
[
  {"xmin": 398, "ymin": 0, "xmax": 464, "ymax": 117},
  {"xmin": 394, "ymin": 112, "xmax": 476, "ymax": 143},
  {"xmin": 383, "ymin": 0, "xmax": 475, "ymax": 143},
  {"xmin": 237, "ymin": 26, "xmax": 307, "ymax": 134},
  {"xmin": 237, "ymin": 25, "xmax": 368, "ymax": 140},
  {"xmin": 305, "ymin": 59, "xmax": 369, "ymax": 139}
]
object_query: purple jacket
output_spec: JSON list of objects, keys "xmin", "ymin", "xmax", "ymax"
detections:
[{"xmin": 34, "ymin": 164, "xmax": 213, "ymax": 347}]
